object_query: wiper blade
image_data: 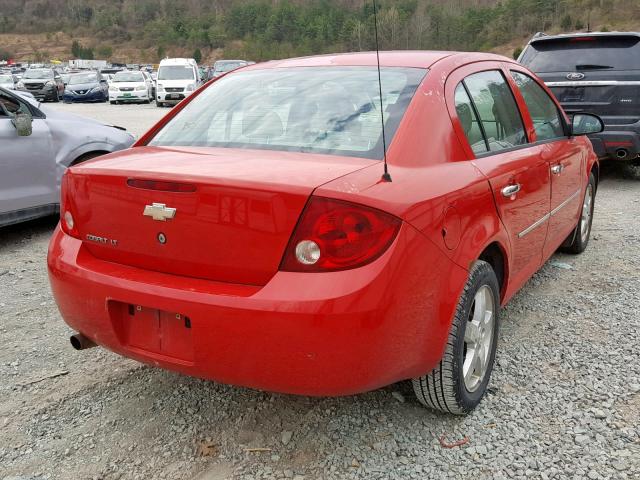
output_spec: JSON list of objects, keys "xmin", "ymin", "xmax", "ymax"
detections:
[{"xmin": 575, "ymin": 64, "xmax": 614, "ymax": 70}]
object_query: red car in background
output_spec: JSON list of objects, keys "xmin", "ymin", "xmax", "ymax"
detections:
[{"xmin": 48, "ymin": 51, "xmax": 603, "ymax": 414}]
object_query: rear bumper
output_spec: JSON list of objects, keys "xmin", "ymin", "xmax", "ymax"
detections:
[
  {"xmin": 588, "ymin": 122, "xmax": 640, "ymax": 160},
  {"xmin": 157, "ymin": 91, "xmax": 191, "ymax": 104},
  {"xmin": 47, "ymin": 224, "xmax": 467, "ymax": 396}
]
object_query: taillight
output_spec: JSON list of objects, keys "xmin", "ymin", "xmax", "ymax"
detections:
[
  {"xmin": 280, "ymin": 197, "xmax": 401, "ymax": 272},
  {"xmin": 60, "ymin": 172, "xmax": 79, "ymax": 238}
]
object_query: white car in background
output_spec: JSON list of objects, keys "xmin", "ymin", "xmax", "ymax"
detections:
[
  {"xmin": 109, "ymin": 70, "xmax": 154, "ymax": 104},
  {"xmin": 156, "ymin": 58, "xmax": 200, "ymax": 107}
]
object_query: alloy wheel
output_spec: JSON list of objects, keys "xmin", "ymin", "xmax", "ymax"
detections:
[
  {"xmin": 463, "ymin": 285, "xmax": 495, "ymax": 392},
  {"xmin": 580, "ymin": 184, "xmax": 593, "ymax": 244}
]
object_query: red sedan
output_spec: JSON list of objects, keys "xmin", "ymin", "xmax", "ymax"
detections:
[{"xmin": 48, "ymin": 52, "xmax": 603, "ymax": 414}]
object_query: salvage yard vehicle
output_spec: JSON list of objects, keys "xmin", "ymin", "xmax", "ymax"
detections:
[
  {"xmin": 48, "ymin": 51, "xmax": 602, "ymax": 414},
  {"xmin": 0, "ymin": 87, "xmax": 134, "ymax": 227},
  {"xmin": 156, "ymin": 58, "xmax": 201, "ymax": 107},
  {"xmin": 519, "ymin": 32, "xmax": 640, "ymax": 164},
  {"xmin": 0, "ymin": 74, "xmax": 16, "ymax": 90},
  {"xmin": 16, "ymin": 68, "xmax": 64, "ymax": 102},
  {"xmin": 210, "ymin": 59, "xmax": 251, "ymax": 79},
  {"xmin": 63, "ymin": 72, "xmax": 109, "ymax": 103},
  {"xmin": 109, "ymin": 70, "xmax": 154, "ymax": 104}
]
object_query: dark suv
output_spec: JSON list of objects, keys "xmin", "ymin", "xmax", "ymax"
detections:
[
  {"xmin": 519, "ymin": 32, "xmax": 640, "ymax": 163},
  {"xmin": 16, "ymin": 68, "xmax": 65, "ymax": 102}
]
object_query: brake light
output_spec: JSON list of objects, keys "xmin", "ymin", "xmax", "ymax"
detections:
[
  {"xmin": 280, "ymin": 197, "xmax": 401, "ymax": 272},
  {"xmin": 60, "ymin": 172, "xmax": 79, "ymax": 238}
]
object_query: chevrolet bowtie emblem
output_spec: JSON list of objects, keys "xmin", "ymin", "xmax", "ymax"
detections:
[{"xmin": 143, "ymin": 203, "xmax": 176, "ymax": 221}]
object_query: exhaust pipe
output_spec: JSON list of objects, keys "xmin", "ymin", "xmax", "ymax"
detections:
[
  {"xmin": 70, "ymin": 333, "xmax": 96, "ymax": 350},
  {"xmin": 616, "ymin": 148, "xmax": 629, "ymax": 160}
]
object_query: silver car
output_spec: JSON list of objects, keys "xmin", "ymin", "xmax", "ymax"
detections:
[{"xmin": 0, "ymin": 86, "xmax": 134, "ymax": 227}]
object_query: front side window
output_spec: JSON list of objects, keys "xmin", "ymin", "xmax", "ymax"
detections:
[
  {"xmin": 463, "ymin": 70, "xmax": 527, "ymax": 152},
  {"xmin": 511, "ymin": 71, "xmax": 565, "ymax": 141},
  {"xmin": 149, "ymin": 66, "xmax": 427, "ymax": 160},
  {"xmin": 454, "ymin": 84, "xmax": 487, "ymax": 154}
]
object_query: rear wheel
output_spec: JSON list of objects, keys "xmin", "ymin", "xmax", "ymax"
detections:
[
  {"xmin": 412, "ymin": 260, "xmax": 500, "ymax": 415},
  {"xmin": 561, "ymin": 172, "xmax": 596, "ymax": 254}
]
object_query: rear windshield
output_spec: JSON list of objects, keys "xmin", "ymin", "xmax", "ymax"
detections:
[
  {"xmin": 521, "ymin": 36, "xmax": 640, "ymax": 72},
  {"xmin": 148, "ymin": 66, "xmax": 426, "ymax": 160},
  {"xmin": 158, "ymin": 65, "xmax": 194, "ymax": 81}
]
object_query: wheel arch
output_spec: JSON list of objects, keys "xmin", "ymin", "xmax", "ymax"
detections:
[{"xmin": 477, "ymin": 241, "xmax": 509, "ymax": 302}]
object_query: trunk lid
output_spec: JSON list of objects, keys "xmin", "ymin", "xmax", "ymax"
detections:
[{"xmin": 68, "ymin": 146, "xmax": 372, "ymax": 285}]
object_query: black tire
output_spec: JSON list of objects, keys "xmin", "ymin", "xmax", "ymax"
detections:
[
  {"xmin": 157, "ymin": 101, "xmax": 164, "ymax": 107},
  {"xmin": 53, "ymin": 89, "xmax": 60, "ymax": 103},
  {"xmin": 560, "ymin": 172, "xmax": 596, "ymax": 254},
  {"xmin": 109, "ymin": 101, "xmax": 116, "ymax": 105},
  {"xmin": 412, "ymin": 260, "xmax": 500, "ymax": 415}
]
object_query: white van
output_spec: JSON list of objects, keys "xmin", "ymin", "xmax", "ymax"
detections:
[{"xmin": 156, "ymin": 58, "xmax": 201, "ymax": 107}]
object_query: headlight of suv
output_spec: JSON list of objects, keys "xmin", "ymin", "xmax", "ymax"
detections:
[
  {"xmin": 135, "ymin": 85, "xmax": 146, "ymax": 91},
  {"xmin": 16, "ymin": 81, "xmax": 25, "ymax": 89},
  {"xmin": 157, "ymin": 84, "xmax": 164, "ymax": 91},
  {"xmin": 186, "ymin": 83, "xmax": 195, "ymax": 92},
  {"xmin": 45, "ymin": 81, "xmax": 55, "ymax": 88}
]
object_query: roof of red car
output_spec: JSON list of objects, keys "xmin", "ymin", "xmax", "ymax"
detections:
[{"xmin": 245, "ymin": 51, "xmax": 508, "ymax": 70}]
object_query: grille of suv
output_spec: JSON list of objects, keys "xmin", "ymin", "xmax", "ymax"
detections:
[
  {"xmin": 26, "ymin": 83, "xmax": 44, "ymax": 90},
  {"xmin": 165, "ymin": 87, "xmax": 184, "ymax": 93}
]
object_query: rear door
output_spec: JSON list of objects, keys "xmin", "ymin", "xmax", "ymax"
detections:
[
  {"xmin": 448, "ymin": 65, "xmax": 551, "ymax": 290},
  {"xmin": 509, "ymin": 70, "xmax": 585, "ymax": 258}
]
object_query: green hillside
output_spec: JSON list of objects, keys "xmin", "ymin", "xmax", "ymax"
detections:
[{"xmin": 1, "ymin": 0, "xmax": 639, "ymax": 63}]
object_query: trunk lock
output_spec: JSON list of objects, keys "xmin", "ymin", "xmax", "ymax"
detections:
[{"xmin": 157, "ymin": 232, "xmax": 167, "ymax": 244}]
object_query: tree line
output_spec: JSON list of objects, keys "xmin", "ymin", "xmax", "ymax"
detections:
[{"xmin": 1, "ymin": 0, "xmax": 637, "ymax": 62}]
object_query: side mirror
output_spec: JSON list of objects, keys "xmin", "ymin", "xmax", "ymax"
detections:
[
  {"xmin": 571, "ymin": 113, "xmax": 604, "ymax": 136},
  {"xmin": 12, "ymin": 111, "xmax": 33, "ymax": 137}
]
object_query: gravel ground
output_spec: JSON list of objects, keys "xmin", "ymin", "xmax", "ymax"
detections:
[{"xmin": 1, "ymin": 103, "xmax": 639, "ymax": 480}]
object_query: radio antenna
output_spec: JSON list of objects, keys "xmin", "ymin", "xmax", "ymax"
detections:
[{"xmin": 373, "ymin": 0, "xmax": 392, "ymax": 182}]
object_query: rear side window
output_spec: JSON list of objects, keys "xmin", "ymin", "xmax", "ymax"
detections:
[
  {"xmin": 521, "ymin": 36, "xmax": 640, "ymax": 72},
  {"xmin": 454, "ymin": 85, "xmax": 487, "ymax": 154},
  {"xmin": 462, "ymin": 71, "xmax": 527, "ymax": 153},
  {"xmin": 511, "ymin": 71, "xmax": 565, "ymax": 141}
]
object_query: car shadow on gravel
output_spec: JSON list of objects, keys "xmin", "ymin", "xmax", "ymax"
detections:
[{"xmin": 0, "ymin": 215, "xmax": 58, "ymax": 251}]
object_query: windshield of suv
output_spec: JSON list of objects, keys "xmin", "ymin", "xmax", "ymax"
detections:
[
  {"xmin": 149, "ymin": 66, "xmax": 426, "ymax": 160},
  {"xmin": 23, "ymin": 69, "xmax": 54, "ymax": 79},
  {"xmin": 69, "ymin": 73, "xmax": 98, "ymax": 85},
  {"xmin": 114, "ymin": 71, "xmax": 145, "ymax": 82},
  {"xmin": 521, "ymin": 36, "xmax": 640, "ymax": 72},
  {"xmin": 214, "ymin": 62, "xmax": 245, "ymax": 73},
  {"xmin": 158, "ymin": 66, "xmax": 194, "ymax": 81}
]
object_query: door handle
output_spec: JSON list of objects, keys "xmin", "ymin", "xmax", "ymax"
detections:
[
  {"xmin": 551, "ymin": 164, "xmax": 564, "ymax": 175},
  {"xmin": 501, "ymin": 184, "xmax": 521, "ymax": 197}
]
